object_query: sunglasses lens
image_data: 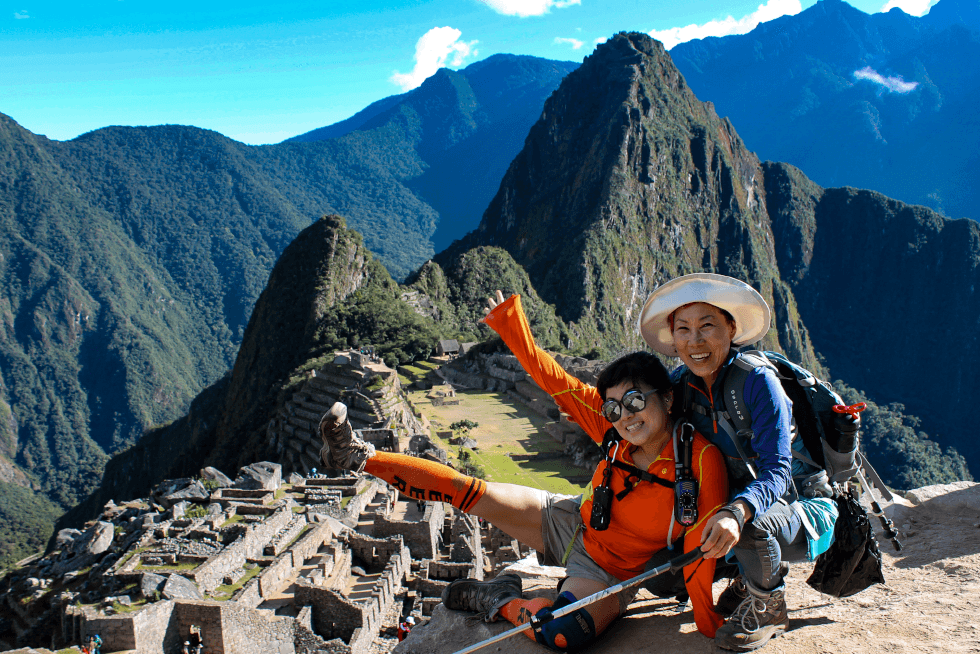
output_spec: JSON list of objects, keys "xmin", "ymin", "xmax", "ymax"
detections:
[
  {"xmin": 601, "ymin": 400, "xmax": 621, "ymax": 423},
  {"xmin": 621, "ymin": 390, "xmax": 647, "ymax": 414}
]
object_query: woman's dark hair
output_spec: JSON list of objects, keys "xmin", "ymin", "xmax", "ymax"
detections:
[{"xmin": 596, "ymin": 351, "xmax": 672, "ymax": 400}]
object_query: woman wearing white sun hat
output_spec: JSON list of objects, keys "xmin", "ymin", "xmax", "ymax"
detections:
[{"xmin": 639, "ymin": 273, "xmax": 809, "ymax": 653}]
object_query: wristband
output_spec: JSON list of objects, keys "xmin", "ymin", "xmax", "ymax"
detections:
[{"xmin": 720, "ymin": 503, "xmax": 746, "ymax": 532}]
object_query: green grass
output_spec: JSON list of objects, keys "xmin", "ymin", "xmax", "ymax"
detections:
[
  {"xmin": 220, "ymin": 514, "xmax": 244, "ymax": 528},
  {"xmin": 112, "ymin": 597, "xmax": 149, "ymax": 613},
  {"xmin": 407, "ymin": 388, "xmax": 586, "ymax": 496},
  {"xmin": 399, "ymin": 364, "xmax": 427, "ymax": 377},
  {"xmin": 213, "ymin": 563, "xmax": 263, "ymax": 600},
  {"xmin": 136, "ymin": 560, "xmax": 199, "ymax": 572}
]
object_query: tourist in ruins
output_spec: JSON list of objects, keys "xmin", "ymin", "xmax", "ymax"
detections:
[
  {"xmin": 318, "ymin": 297, "xmax": 731, "ymax": 650},
  {"xmin": 397, "ymin": 615, "xmax": 415, "ymax": 641},
  {"xmin": 637, "ymin": 273, "xmax": 833, "ymax": 652}
]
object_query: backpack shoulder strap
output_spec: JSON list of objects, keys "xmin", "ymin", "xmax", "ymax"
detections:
[{"xmin": 722, "ymin": 350, "xmax": 775, "ymax": 433}]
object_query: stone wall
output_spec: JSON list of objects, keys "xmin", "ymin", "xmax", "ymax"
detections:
[
  {"xmin": 133, "ymin": 600, "xmax": 179, "ymax": 653},
  {"xmin": 373, "ymin": 499, "xmax": 444, "ymax": 560},
  {"xmin": 295, "ymin": 533, "xmax": 409, "ymax": 654},
  {"xmin": 259, "ymin": 551, "xmax": 295, "ymax": 599},
  {"xmin": 78, "ymin": 608, "xmax": 138, "ymax": 651},
  {"xmin": 291, "ymin": 521, "xmax": 334, "ymax": 564},
  {"xmin": 234, "ymin": 574, "xmax": 263, "ymax": 608},
  {"xmin": 208, "ymin": 601, "xmax": 295, "ymax": 654},
  {"xmin": 74, "ymin": 600, "xmax": 177, "ymax": 654},
  {"xmin": 192, "ymin": 507, "xmax": 293, "ymax": 592}
]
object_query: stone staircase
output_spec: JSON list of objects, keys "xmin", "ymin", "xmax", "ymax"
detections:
[{"xmin": 266, "ymin": 350, "xmax": 425, "ymax": 475}]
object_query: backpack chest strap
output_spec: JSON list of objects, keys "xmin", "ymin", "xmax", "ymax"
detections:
[{"xmin": 605, "ymin": 458, "xmax": 674, "ymax": 490}]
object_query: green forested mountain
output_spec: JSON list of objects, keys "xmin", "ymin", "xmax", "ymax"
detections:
[
  {"xmin": 68, "ymin": 217, "xmax": 570, "ymax": 517},
  {"xmin": 81, "ymin": 28, "xmax": 973, "ymax": 525},
  {"xmin": 441, "ymin": 32, "xmax": 974, "ymax": 488},
  {"xmin": 0, "ymin": 54, "xmax": 577, "ymax": 566}
]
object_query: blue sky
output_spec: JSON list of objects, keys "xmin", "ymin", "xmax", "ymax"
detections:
[{"xmin": 1, "ymin": 0, "xmax": 937, "ymax": 144}]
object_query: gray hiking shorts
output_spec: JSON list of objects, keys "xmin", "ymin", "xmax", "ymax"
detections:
[{"xmin": 537, "ymin": 493, "xmax": 639, "ymax": 614}]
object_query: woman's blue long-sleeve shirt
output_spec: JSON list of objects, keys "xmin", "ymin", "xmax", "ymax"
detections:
[{"xmin": 672, "ymin": 349, "xmax": 794, "ymax": 519}]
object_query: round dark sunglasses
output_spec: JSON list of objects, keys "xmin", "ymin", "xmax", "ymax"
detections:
[{"xmin": 600, "ymin": 388, "xmax": 659, "ymax": 423}]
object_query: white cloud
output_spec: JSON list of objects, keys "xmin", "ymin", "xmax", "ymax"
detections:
[
  {"xmin": 390, "ymin": 27, "xmax": 479, "ymax": 91},
  {"xmin": 554, "ymin": 37, "xmax": 584, "ymax": 50},
  {"xmin": 14, "ymin": 9, "xmax": 29, "ymax": 19},
  {"xmin": 853, "ymin": 66, "xmax": 918, "ymax": 93},
  {"xmin": 880, "ymin": 0, "xmax": 936, "ymax": 17},
  {"xmin": 648, "ymin": 0, "xmax": 802, "ymax": 50},
  {"xmin": 478, "ymin": 0, "xmax": 581, "ymax": 18}
]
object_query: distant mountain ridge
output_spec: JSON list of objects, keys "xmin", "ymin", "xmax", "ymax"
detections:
[
  {"xmin": 0, "ymin": 53, "xmax": 578, "ymax": 566},
  {"xmin": 291, "ymin": 54, "xmax": 580, "ymax": 252},
  {"xmin": 669, "ymin": 0, "xmax": 980, "ymax": 221}
]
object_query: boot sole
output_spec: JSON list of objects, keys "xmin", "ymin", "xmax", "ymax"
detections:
[{"xmin": 715, "ymin": 621, "xmax": 788, "ymax": 652}]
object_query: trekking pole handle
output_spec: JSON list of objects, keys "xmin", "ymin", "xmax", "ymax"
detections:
[
  {"xmin": 451, "ymin": 549, "xmax": 704, "ymax": 654},
  {"xmin": 833, "ymin": 402, "xmax": 867, "ymax": 416}
]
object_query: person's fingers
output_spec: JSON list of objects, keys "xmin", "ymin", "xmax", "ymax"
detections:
[
  {"xmin": 700, "ymin": 518, "xmax": 739, "ymax": 559},
  {"xmin": 495, "ymin": 289, "xmax": 505, "ymax": 304}
]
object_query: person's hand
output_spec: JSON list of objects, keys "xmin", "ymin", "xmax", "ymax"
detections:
[
  {"xmin": 481, "ymin": 289, "xmax": 507, "ymax": 322},
  {"xmin": 699, "ymin": 511, "xmax": 741, "ymax": 559}
]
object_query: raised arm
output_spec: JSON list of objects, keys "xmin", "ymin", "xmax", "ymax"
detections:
[{"xmin": 482, "ymin": 293, "xmax": 608, "ymax": 444}]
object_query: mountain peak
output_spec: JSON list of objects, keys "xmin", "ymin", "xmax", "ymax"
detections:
[{"xmin": 442, "ymin": 30, "xmax": 783, "ymax": 353}]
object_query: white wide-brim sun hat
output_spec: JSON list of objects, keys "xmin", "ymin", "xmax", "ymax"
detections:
[{"xmin": 638, "ymin": 273, "xmax": 771, "ymax": 357}]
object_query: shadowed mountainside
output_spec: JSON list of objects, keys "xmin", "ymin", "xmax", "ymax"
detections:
[{"xmin": 669, "ymin": 0, "xmax": 980, "ymax": 221}]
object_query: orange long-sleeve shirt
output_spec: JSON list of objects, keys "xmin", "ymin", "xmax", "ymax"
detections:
[{"xmin": 483, "ymin": 294, "xmax": 727, "ymax": 637}]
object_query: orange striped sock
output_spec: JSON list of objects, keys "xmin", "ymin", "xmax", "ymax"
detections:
[{"xmin": 363, "ymin": 451, "xmax": 486, "ymax": 512}]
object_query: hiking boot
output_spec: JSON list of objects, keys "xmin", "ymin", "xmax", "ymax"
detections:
[
  {"xmin": 715, "ymin": 563, "xmax": 789, "ymax": 616},
  {"xmin": 318, "ymin": 402, "xmax": 375, "ymax": 473},
  {"xmin": 714, "ymin": 581, "xmax": 789, "ymax": 652},
  {"xmin": 441, "ymin": 573, "xmax": 523, "ymax": 622}
]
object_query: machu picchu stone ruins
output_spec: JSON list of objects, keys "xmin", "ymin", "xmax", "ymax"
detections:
[{"xmin": 0, "ymin": 348, "xmax": 575, "ymax": 653}]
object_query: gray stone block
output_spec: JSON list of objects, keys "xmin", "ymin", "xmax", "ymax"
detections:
[
  {"xmin": 162, "ymin": 574, "xmax": 204, "ymax": 600},
  {"xmin": 141, "ymin": 572, "xmax": 167, "ymax": 598},
  {"xmin": 235, "ymin": 461, "xmax": 282, "ymax": 491}
]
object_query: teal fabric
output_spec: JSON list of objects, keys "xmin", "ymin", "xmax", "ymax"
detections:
[{"xmin": 797, "ymin": 497, "xmax": 839, "ymax": 560}]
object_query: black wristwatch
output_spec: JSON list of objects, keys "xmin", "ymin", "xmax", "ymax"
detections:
[{"xmin": 720, "ymin": 503, "xmax": 747, "ymax": 532}]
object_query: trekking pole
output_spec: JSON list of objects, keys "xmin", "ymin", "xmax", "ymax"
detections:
[
  {"xmin": 452, "ymin": 548, "xmax": 704, "ymax": 654},
  {"xmin": 854, "ymin": 464, "xmax": 903, "ymax": 552},
  {"xmin": 832, "ymin": 404, "xmax": 902, "ymax": 551}
]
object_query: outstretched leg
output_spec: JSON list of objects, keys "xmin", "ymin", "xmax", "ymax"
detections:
[{"xmin": 320, "ymin": 402, "xmax": 546, "ymax": 550}]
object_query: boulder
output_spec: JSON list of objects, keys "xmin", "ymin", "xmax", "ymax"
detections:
[
  {"xmin": 171, "ymin": 501, "xmax": 189, "ymax": 519},
  {"xmin": 200, "ymin": 466, "xmax": 233, "ymax": 487},
  {"xmin": 450, "ymin": 437, "xmax": 478, "ymax": 449},
  {"xmin": 73, "ymin": 521, "xmax": 114, "ymax": 556},
  {"xmin": 206, "ymin": 502, "xmax": 224, "ymax": 515},
  {"xmin": 162, "ymin": 574, "xmax": 204, "ymax": 600},
  {"xmin": 235, "ymin": 461, "xmax": 282, "ymax": 491},
  {"xmin": 167, "ymin": 479, "xmax": 211, "ymax": 503},
  {"xmin": 153, "ymin": 478, "xmax": 211, "ymax": 509},
  {"xmin": 288, "ymin": 472, "xmax": 306, "ymax": 485},
  {"xmin": 141, "ymin": 573, "xmax": 167, "ymax": 598},
  {"xmin": 55, "ymin": 528, "xmax": 81, "ymax": 551}
]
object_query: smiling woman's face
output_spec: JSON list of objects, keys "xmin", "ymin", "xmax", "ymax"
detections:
[
  {"xmin": 604, "ymin": 381, "xmax": 670, "ymax": 456},
  {"xmin": 671, "ymin": 302, "xmax": 737, "ymax": 387}
]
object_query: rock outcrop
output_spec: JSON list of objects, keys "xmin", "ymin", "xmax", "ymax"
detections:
[{"xmin": 398, "ymin": 482, "xmax": 980, "ymax": 654}]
